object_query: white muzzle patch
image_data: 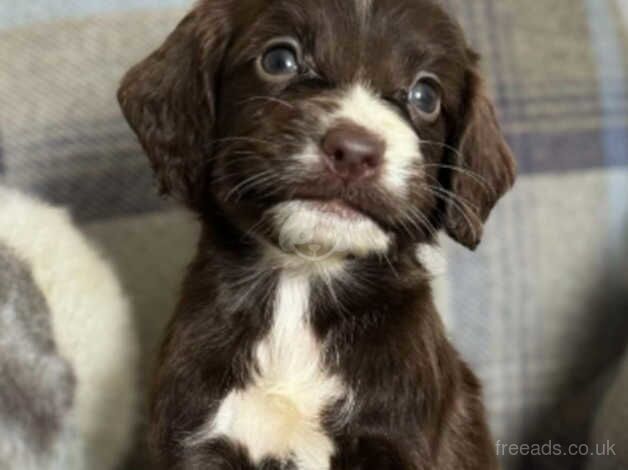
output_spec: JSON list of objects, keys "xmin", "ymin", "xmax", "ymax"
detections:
[
  {"xmin": 326, "ymin": 84, "xmax": 422, "ymax": 195},
  {"xmin": 272, "ymin": 200, "xmax": 390, "ymax": 261}
]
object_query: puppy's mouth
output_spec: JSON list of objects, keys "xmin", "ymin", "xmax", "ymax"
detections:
[
  {"xmin": 288, "ymin": 179, "xmax": 394, "ymax": 229},
  {"xmin": 301, "ymin": 199, "xmax": 371, "ymax": 222},
  {"xmin": 267, "ymin": 197, "xmax": 392, "ymax": 260}
]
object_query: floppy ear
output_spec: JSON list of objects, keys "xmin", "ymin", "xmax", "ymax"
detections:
[
  {"xmin": 444, "ymin": 57, "xmax": 517, "ymax": 250},
  {"xmin": 117, "ymin": 1, "xmax": 231, "ymax": 209}
]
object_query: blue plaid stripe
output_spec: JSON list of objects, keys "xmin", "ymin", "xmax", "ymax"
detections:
[
  {"xmin": 0, "ymin": 2, "xmax": 625, "ymax": 220},
  {"xmin": 0, "ymin": 1, "xmax": 625, "ymax": 218},
  {"xmin": 442, "ymin": 0, "xmax": 628, "ymax": 458},
  {"xmin": 0, "ymin": 127, "xmax": 5, "ymax": 177},
  {"xmin": 1, "ymin": 4, "xmax": 627, "ymax": 470},
  {"xmin": 0, "ymin": 0, "xmax": 192, "ymax": 29},
  {"xmin": 585, "ymin": 0, "xmax": 628, "ymax": 250}
]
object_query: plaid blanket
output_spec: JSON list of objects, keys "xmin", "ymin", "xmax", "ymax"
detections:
[{"xmin": 1, "ymin": 1, "xmax": 627, "ymax": 469}]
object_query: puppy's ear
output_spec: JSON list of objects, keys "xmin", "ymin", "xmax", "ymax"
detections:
[
  {"xmin": 444, "ymin": 53, "xmax": 517, "ymax": 250},
  {"xmin": 117, "ymin": 2, "xmax": 231, "ymax": 208}
]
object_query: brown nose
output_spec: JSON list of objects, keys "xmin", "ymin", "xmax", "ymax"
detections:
[{"xmin": 322, "ymin": 123, "xmax": 385, "ymax": 181}]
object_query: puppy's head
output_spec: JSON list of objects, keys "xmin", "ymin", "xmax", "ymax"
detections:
[{"xmin": 119, "ymin": 0, "xmax": 516, "ymax": 258}]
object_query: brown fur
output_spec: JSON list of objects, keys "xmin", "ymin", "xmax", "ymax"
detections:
[{"xmin": 118, "ymin": 1, "xmax": 516, "ymax": 469}]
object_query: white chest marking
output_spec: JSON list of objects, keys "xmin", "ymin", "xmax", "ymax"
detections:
[
  {"xmin": 194, "ymin": 272, "xmax": 345, "ymax": 469},
  {"xmin": 355, "ymin": 0, "xmax": 374, "ymax": 24}
]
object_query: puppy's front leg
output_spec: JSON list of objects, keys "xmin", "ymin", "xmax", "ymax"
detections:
[
  {"xmin": 331, "ymin": 435, "xmax": 414, "ymax": 470},
  {"xmin": 181, "ymin": 438, "xmax": 256, "ymax": 470},
  {"xmin": 150, "ymin": 355, "xmax": 235, "ymax": 470}
]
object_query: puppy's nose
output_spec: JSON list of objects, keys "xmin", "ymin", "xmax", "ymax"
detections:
[{"xmin": 322, "ymin": 124, "xmax": 385, "ymax": 181}]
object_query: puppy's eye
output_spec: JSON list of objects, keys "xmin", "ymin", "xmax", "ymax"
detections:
[
  {"xmin": 260, "ymin": 45, "xmax": 299, "ymax": 78},
  {"xmin": 409, "ymin": 74, "xmax": 442, "ymax": 121}
]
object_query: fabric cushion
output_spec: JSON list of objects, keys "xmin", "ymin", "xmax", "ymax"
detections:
[{"xmin": 1, "ymin": 1, "xmax": 627, "ymax": 469}]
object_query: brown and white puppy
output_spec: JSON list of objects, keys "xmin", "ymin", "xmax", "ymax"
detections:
[{"xmin": 118, "ymin": 0, "xmax": 516, "ymax": 469}]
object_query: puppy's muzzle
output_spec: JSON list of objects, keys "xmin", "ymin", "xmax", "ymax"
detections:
[{"xmin": 321, "ymin": 122, "xmax": 385, "ymax": 183}]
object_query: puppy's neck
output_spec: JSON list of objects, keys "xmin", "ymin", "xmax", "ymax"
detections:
[
  {"xmin": 203, "ymin": 220, "xmax": 435, "ymax": 311},
  {"xmin": 267, "ymin": 247, "xmax": 440, "ymax": 294}
]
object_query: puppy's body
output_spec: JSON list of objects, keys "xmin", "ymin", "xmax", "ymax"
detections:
[
  {"xmin": 154, "ymin": 236, "xmax": 494, "ymax": 470},
  {"xmin": 119, "ymin": 0, "xmax": 516, "ymax": 468}
]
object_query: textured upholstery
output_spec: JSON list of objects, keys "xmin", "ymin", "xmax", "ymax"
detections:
[{"xmin": 1, "ymin": 1, "xmax": 627, "ymax": 468}]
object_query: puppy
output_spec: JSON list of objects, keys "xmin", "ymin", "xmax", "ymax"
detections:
[{"xmin": 118, "ymin": 0, "xmax": 516, "ymax": 469}]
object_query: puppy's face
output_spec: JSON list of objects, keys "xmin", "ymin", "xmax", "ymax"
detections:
[{"xmin": 119, "ymin": 0, "xmax": 516, "ymax": 257}]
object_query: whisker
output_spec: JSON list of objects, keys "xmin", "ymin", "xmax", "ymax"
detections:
[
  {"xmin": 236, "ymin": 174, "xmax": 286, "ymax": 201},
  {"xmin": 423, "ymin": 184, "xmax": 480, "ymax": 213},
  {"xmin": 419, "ymin": 163, "xmax": 495, "ymax": 196},
  {"xmin": 403, "ymin": 206, "xmax": 439, "ymax": 239},
  {"xmin": 417, "ymin": 184, "xmax": 481, "ymax": 241},
  {"xmin": 223, "ymin": 170, "xmax": 277, "ymax": 202},
  {"xmin": 239, "ymin": 96, "xmax": 296, "ymax": 109},
  {"xmin": 418, "ymin": 140, "xmax": 496, "ymax": 195},
  {"xmin": 243, "ymin": 215, "xmax": 272, "ymax": 240},
  {"xmin": 211, "ymin": 136, "xmax": 276, "ymax": 147},
  {"xmin": 233, "ymin": 172, "xmax": 292, "ymax": 203}
]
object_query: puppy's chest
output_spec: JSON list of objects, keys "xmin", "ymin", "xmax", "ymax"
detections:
[{"xmin": 205, "ymin": 273, "xmax": 346, "ymax": 469}]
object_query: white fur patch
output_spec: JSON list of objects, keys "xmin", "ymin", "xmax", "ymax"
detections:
[
  {"xmin": 327, "ymin": 84, "xmax": 422, "ymax": 195},
  {"xmin": 0, "ymin": 187, "xmax": 137, "ymax": 470},
  {"xmin": 191, "ymin": 272, "xmax": 345, "ymax": 469},
  {"xmin": 416, "ymin": 241, "xmax": 452, "ymax": 332},
  {"xmin": 355, "ymin": 0, "xmax": 374, "ymax": 24},
  {"xmin": 416, "ymin": 244, "xmax": 446, "ymax": 277},
  {"xmin": 273, "ymin": 200, "xmax": 390, "ymax": 259}
]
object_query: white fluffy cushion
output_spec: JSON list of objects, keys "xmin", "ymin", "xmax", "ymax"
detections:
[{"xmin": 0, "ymin": 187, "xmax": 138, "ymax": 470}]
